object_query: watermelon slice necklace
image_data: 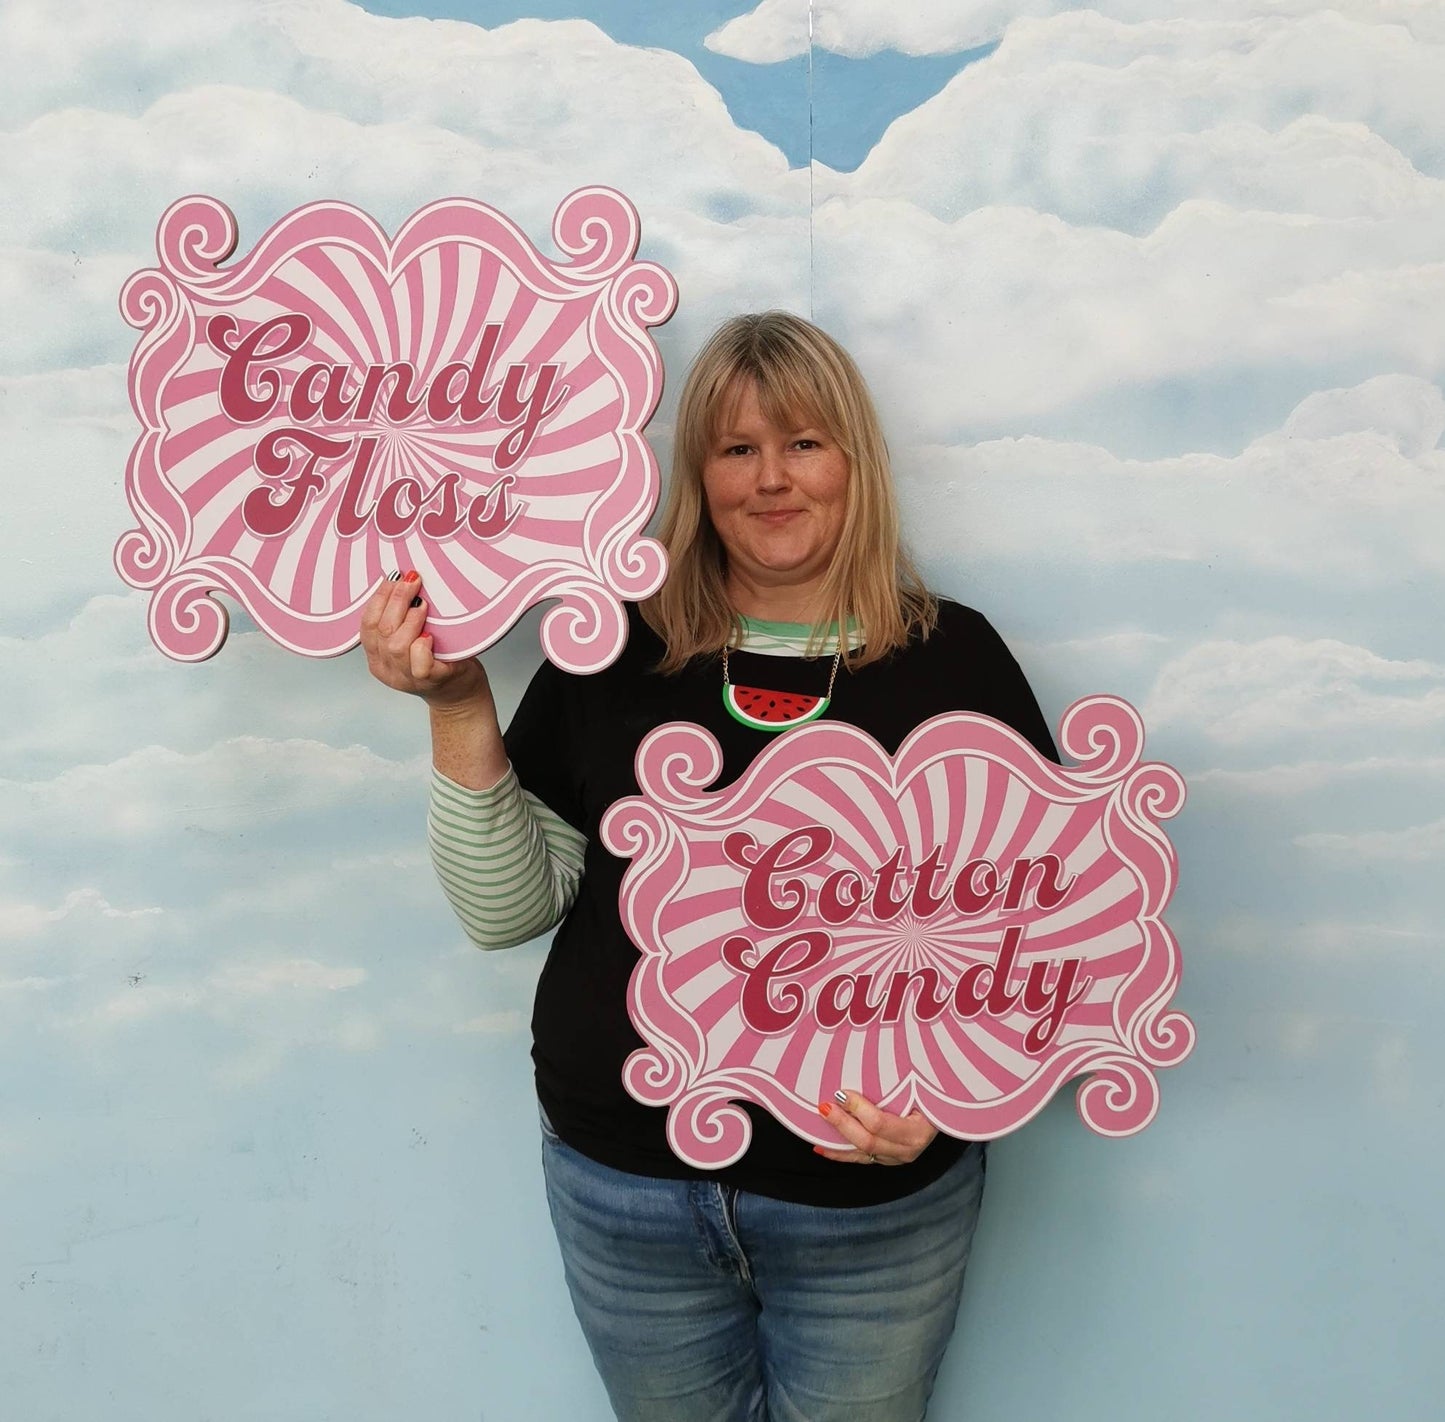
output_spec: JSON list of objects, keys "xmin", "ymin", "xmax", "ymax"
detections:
[{"xmin": 721, "ymin": 645, "xmax": 841, "ymax": 732}]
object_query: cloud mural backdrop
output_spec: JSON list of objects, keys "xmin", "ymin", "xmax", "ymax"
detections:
[{"xmin": 1, "ymin": 2, "xmax": 1440, "ymax": 1418}]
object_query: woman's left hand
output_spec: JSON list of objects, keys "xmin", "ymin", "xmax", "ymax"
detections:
[{"xmin": 815, "ymin": 1091, "xmax": 937, "ymax": 1166}]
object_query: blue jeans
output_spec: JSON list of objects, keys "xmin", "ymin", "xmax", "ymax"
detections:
[{"xmin": 540, "ymin": 1115, "xmax": 985, "ymax": 1422}]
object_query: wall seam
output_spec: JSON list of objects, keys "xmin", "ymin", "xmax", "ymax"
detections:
[{"xmin": 807, "ymin": 0, "xmax": 815, "ymax": 316}]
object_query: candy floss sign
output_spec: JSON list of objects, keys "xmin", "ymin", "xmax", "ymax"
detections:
[
  {"xmin": 116, "ymin": 189, "xmax": 676, "ymax": 671},
  {"xmin": 601, "ymin": 697, "xmax": 1193, "ymax": 1169}
]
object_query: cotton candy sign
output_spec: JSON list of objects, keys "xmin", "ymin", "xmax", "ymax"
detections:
[
  {"xmin": 601, "ymin": 696, "xmax": 1193, "ymax": 1169},
  {"xmin": 116, "ymin": 189, "xmax": 676, "ymax": 671}
]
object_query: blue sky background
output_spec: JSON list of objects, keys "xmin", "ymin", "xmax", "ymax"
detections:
[
  {"xmin": 356, "ymin": 0, "xmax": 988, "ymax": 169},
  {"xmin": 2, "ymin": 2, "xmax": 1442, "ymax": 1418}
]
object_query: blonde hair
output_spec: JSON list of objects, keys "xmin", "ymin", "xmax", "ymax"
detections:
[{"xmin": 642, "ymin": 311, "xmax": 936, "ymax": 673}]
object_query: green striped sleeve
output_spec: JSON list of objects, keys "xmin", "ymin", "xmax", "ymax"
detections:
[{"xmin": 428, "ymin": 765, "xmax": 587, "ymax": 950}]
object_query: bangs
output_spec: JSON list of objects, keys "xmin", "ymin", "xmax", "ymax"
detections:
[{"xmin": 707, "ymin": 366, "xmax": 843, "ymax": 451}]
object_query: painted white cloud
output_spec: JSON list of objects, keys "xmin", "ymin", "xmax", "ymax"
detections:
[
  {"xmin": 1183, "ymin": 753, "xmax": 1445, "ymax": 919},
  {"xmin": 0, "ymin": 837, "xmax": 490, "ymax": 1070},
  {"xmin": 707, "ymin": 0, "xmax": 1445, "ymax": 62},
  {"xmin": 1, "ymin": 2, "xmax": 800, "ymax": 235},
  {"xmin": 1210, "ymin": 915, "xmax": 1438, "ymax": 961},
  {"xmin": 833, "ymin": 11, "xmax": 1444, "ymax": 224},
  {"xmin": 841, "ymin": 112, "xmax": 1443, "ymax": 233},
  {"xmin": 1, "ymin": 0, "xmax": 797, "ymax": 195},
  {"xmin": 1014, "ymin": 630, "xmax": 1173, "ymax": 695},
  {"xmin": 1192, "ymin": 756, "xmax": 1445, "ymax": 797},
  {"xmin": 0, "ymin": 591, "xmax": 563, "ymax": 775},
  {"xmin": 1283, "ymin": 375, "xmax": 1445, "ymax": 456},
  {"xmin": 0, "ymin": 738, "xmax": 423, "ymax": 847},
  {"xmin": 816, "ymin": 193, "xmax": 1445, "ymax": 443},
  {"xmin": 0, "ymin": 702, "xmax": 528, "ymax": 1065},
  {"xmin": 0, "ymin": 366, "xmax": 141, "ymax": 634},
  {"xmin": 0, "ymin": 0, "xmax": 284, "ymax": 127},
  {"xmin": 706, "ymin": 0, "xmax": 1093, "ymax": 60},
  {"xmin": 81, "ymin": 980, "xmax": 205, "ymax": 1026},
  {"xmin": 1297, "ymin": 818, "xmax": 1445, "ymax": 863},
  {"xmin": 63, "ymin": 959, "xmax": 377, "ymax": 1045},
  {"xmin": 1144, "ymin": 637, "xmax": 1445, "ymax": 751},
  {"xmin": 786, "ymin": 9, "xmax": 1445, "ymax": 453},
  {"xmin": 0, "ymin": 887, "xmax": 161, "ymax": 943},
  {"xmin": 0, "ymin": 102, "xmax": 805, "ymax": 379},
  {"xmin": 0, "ymin": 0, "xmax": 809, "ymax": 397},
  {"xmin": 0, "ymin": 249, "xmax": 140, "ymax": 374},
  {"xmin": 2, "ymin": 82, "xmax": 800, "ymax": 257},
  {"xmin": 209, "ymin": 958, "xmax": 368, "ymax": 995},
  {"xmin": 708, "ymin": 0, "xmax": 988, "ymax": 60},
  {"xmin": 896, "ymin": 375, "xmax": 1445, "ymax": 589},
  {"xmin": 452, "ymin": 1009, "xmax": 527, "ymax": 1036},
  {"xmin": 201, "ymin": 846, "xmax": 432, "ymax": 922},
  {"xmin": 0, "ymin": 597, "xmax": 543, "ymax": 1073}
]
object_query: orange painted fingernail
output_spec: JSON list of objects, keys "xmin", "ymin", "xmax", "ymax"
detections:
[
  {"xmin": 812, "ymin": 1145, "xmax": 829, "ymax": 1155},
  {"xmin": 818, "ymin": 1100, "xmax": 832, "ymax": 1118},
  {"xmin": 403, "ymin": 570, "xmax": 420, "ymax": 583}
]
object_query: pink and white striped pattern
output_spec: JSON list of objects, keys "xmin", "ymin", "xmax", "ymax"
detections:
[
  {"xmin": 600, "ymin": 696, "xmax": 1193, "ymax": 1169},
  {"xmin": 116, "ymin": 190, "xmax": 675, "ymax": 669}
]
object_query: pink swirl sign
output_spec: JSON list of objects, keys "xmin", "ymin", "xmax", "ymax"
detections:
[
  {"xmin": 600, "ymin": 697, "xmax": 1193, "ymax": 1169},
  {"xmin": 116, "ymin": 189, "xmax": 676, "ymax": 670}
]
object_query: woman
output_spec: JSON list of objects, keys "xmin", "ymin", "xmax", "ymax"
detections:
[{"xmin": 362, "ymin": 312, "xmax": 1057, "ymax": 1421}]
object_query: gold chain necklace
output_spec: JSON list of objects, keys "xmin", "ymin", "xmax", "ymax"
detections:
[{"xmin": 721, "ymin": 645, "xmax": 841, "ymax": 732}]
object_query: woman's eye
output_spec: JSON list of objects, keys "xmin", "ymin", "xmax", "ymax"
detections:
[
  {"xmin": 724, "ymin": 444, "xmax": 751, "ymax": 456},
  {"xmin": 794, "ymin": 438, "xmax": 819, "ymax": 450}
]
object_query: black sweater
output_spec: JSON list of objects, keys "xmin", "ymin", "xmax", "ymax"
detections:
[{"xmin": 506, "ymin": 599, "xmax": 1057, "ymax": 1207}]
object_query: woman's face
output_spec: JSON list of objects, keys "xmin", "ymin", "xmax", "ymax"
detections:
[{"xmin": 702, "ymin": 380, "xmax": 849, "ymax": 617}]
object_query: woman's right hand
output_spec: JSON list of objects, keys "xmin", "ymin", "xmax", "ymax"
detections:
[
  {"xmin": 359, "ymin": 572, "xmax": 486, "ymax": 708},
  {"xmin": 361, "ymin": 572, "xmax": 514, "ymax": 786},
  {"xmin": 361, "ymin": 573, "xmax": 510, "ymax": 788}
]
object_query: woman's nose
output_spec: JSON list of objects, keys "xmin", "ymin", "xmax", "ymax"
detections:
[{"xmin": 756, "ymin": 447, "xmax": 790, "ymax": 490}]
